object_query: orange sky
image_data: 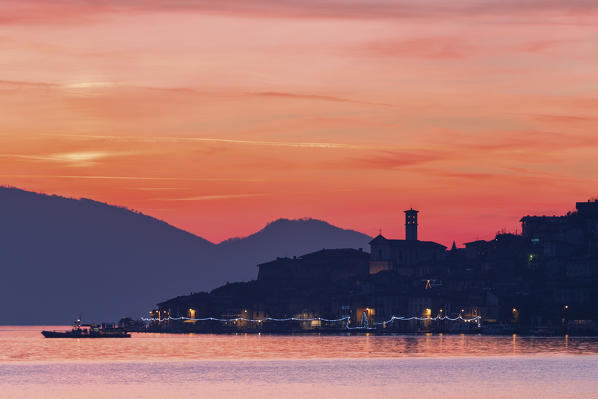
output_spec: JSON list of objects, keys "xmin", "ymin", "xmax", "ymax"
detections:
[{"xmin": 1, "ymin": 0, "xmax": 598, "ymax": 245}]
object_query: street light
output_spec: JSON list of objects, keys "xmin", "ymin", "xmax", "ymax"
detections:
[{"xmin": 512, "ymin": 308, "xmax": 519, "ymax": 323}]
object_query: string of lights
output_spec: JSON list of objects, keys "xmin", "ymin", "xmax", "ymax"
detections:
[
  {"xmin": 344, "ymin": 315, "xmax": 481, "ymax": 330},
  {"xmin": 375, "ymin": 315, "xmax": 481, "ymax": 324},
  {"xmin": 142, "ymin": 314, "xmax": 481, "ymax": 326},
  {"xmin": 142, "ymin": 315, "xmax": 350, "ymax": 323}
]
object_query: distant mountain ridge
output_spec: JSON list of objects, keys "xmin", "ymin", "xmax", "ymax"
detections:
[{"xmin": 0, "ymin": 186, "xmax": 371, "ymax": 324}]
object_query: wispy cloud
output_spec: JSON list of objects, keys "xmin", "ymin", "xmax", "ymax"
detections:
[
  {"xmin": 510, "ymin": 39, "xmax": 578, "ymax": 54},
  {"xmin": 534, "ymin": 114, "xmax": 597, "ymax": 124},
  {"xmin": 53, "ymin": 134, "xmax": 374, "ymax": 150},
  {"xmin": 3, "ymin": 0, "xmax": 597, "ymax": 25},
  {"xmin": 361, "ymin": 36, "xmax": 476, "ymax": 60},
  {"xmin": 352, "ymin": 149, "xmax": 450, "ymax": 170},
  {"xmin": 422, "ymin": 170, "xmax": 498, "ymax": 181},
  {"xmin": 61, "ymin": 81, "xmax": 118, "ymax": 97},
  {"xmin": 0, "ymin": 151, "xmax": 138, "ymax": 167},
  {"xmin": 135, "ymin": 187, "xmax": 184, "ymax": 191},
  {"xmin": 153, "ymin": 193, "xmax": 269, "ymax": 201},
  {"xmin": 251, "ymin": 92, "xmax": 393, "ymax": 107},
  {"xmin": 460, "ymin": 130, "xmax": 598, "ymax": 152},
  {"xmin": 0, "ymin": 79, "xmax": 55, "ymax": 88},
  {"xmin": 63, "ymin": 81, "xmax": 116, "ymax": 89},
  {"xmin": 404, "ymin": 165, "xmax": 586, "ymax": 184},
  {"xmin": 0, "ymin": 174, "xmax": 263, "ymax": 182}
]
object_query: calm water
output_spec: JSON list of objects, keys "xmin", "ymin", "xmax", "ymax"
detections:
[{"xmin": 2, "ymin": 326, "xmax": 598, "ymax": 398}]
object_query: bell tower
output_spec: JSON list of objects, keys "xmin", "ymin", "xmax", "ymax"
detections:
[{"xmin": 405, "ymin": 209, "xmax": 418, "ymax": 241}]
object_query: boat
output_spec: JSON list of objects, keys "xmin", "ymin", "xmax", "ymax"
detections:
[{"xmin": 42, "ymin": 319, "xmax": 131, "ymax": 338}]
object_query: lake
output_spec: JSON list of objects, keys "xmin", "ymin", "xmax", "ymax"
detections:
[{"xmin": 1, "ymin": 326, "xmax": 598, "ymax": 398}]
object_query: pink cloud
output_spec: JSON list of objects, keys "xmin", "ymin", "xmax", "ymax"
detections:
[
  {"xmin": 251, "ymin": 91, "xmax": 392, "ymax": 106},
  {"xmin": 510, "ymin": 39, "xmax": 578, "ymax": 53},
  {"xmin": 2, "ymin": 0, "xmax": 597, "ymax": 25},
  {"xmin": 0, "ymin": 79, "xmax": 55, "ymax": 88},
  {"xmin": 534, "ymin": 114, "xmax": 597, "ymax": 124},
  {"xmin": 351, "ymin": 150, "xmax": 450, "ymax": 170},
  {"xmin": 362, "ymin": 36, "xmax": 476, "ymax": 59},
  {"xmin": 451, "ymin": 130, "xmax": 598, "ymax": 153}
]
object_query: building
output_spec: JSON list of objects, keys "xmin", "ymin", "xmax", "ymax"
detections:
[
  {"xmin": 369, "ymin": 209, "xmax": 446, "ymax": 276},
  {"xmin": 521, "ymin": 200, "xmax": 598, "ymax": 260},
  {"xmin": 257, "ymin": 248, "xmax": 369, "ymax": 284},
  {"xmin": 146, "ymin": 200, "xmax": 598, "ymax": 334}
]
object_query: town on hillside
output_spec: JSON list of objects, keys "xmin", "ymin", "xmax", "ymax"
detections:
[{"xmin": 132, "ymin": 199, "xmax": 598, "ymax": 335}]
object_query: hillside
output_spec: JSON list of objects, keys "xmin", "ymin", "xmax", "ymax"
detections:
[
  {"xmin": 0, "ymin": 187, "xmax": 371, "ymax": 324},
  {"xmin": 216, "ymin": 218, "xmax": 371, "ymax": 282}
]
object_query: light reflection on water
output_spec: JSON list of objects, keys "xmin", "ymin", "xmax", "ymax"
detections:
[
  {"xmin": 1, "ymin": 326, "xmax": 598, "ymax": 399},
  {"xmin": 1, "ymin": 326, "xmax": 597, "ymax": 362}
]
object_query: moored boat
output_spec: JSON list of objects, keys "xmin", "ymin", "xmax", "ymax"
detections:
[{"xmin": 42, "ymin": 319, "xmax": 131, "ymax": 338}]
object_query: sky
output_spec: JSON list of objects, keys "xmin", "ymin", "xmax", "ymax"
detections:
[{"xmin": 1, "ymin": 0, "xmax": 598, "ymax": 245}]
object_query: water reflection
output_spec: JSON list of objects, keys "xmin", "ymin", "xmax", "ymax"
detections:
[{"xmin": 1, "ymin": 326, "xmax": 597, "ymax": 362}]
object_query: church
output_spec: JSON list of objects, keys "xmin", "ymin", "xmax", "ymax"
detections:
[{"xmin": 369, "ymin": 209, "xmax": 446, "ymax": 276}]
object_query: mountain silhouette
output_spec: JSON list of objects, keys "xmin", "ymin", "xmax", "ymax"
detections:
[
  {"xmin": 216, "ymin": 218, "xmax": 370, "ymax": 281},
  {"xmin": 0, "ymin": 187, "xmax": 371, "ymax": 324}
]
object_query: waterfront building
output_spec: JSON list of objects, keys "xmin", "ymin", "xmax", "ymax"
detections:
[{"xmin": 146, "ymin": 200, "xmax": 598, "ymax": 334}]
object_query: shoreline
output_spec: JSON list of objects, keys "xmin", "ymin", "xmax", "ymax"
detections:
[{"xmin": 132, "ymin": 328, "xmax": 598, "ymax": 337}]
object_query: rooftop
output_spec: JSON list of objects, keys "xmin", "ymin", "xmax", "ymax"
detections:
[
  {"xmin": 257, "ymin": 248, "xmax": 369, "ymax": 268},
  {"xmin": 369, "ymin": 234, "xmax": 446, "ymax": 250}
]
